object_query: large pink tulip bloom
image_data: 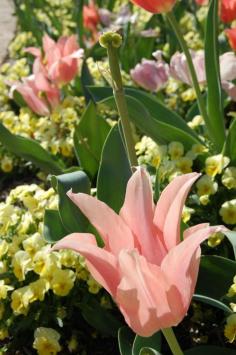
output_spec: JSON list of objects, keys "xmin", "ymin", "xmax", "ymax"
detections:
[
  {"xmin": 11, "ymin": 73, "xmax": 60, "ymax": 116},
  {"xmin": 26, "ymin": 34, "xmax": 84, "ymax": 85},
  {"xmin": 130, "ymin": 0, "xmax": 176, "ymax": 14},
  {"xmin": 53, "ymin": 169, "xmax": 226, "ymax": 336},
  {"xmin": 130, "ymin": 53, "xmax": 169, "ymax": 92}
]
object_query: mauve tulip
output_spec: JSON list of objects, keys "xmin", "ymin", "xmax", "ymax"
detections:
[
  {"xmin": 12, "ymin": 73, "xmax": 60, "ymax": 116},
  {"xmin": 53, "ymin": 169, "xmax": 226, "ymax": 336},
  {"xmin": 226, "ymin": 28, "xmax": 236, "ymax": 52},
  {"xmin": 130, "ymin": 55, "xmax": 169, "ymax": 92},
  {"xmin": 130, "ymin": 0, "xmax": 176, "ymax": 14},
  {"xmin": 170, "ymin": 51, "xmax": 206, "ymax": 86}
]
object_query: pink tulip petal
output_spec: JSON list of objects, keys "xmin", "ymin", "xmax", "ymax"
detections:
[
  {"xmin": 43, "ymin": 34, "xmax": 56, "ymax": 53},
  {"xmin": 63, "ymin": 35, "xmax": 79, "ymax": 57},
  {"xmin": 24, "ymin": 47, "xmax": 41, "ymax": 57},
  {"xmin": 183, "ymin": 223, "xmax": 209, "ymax": 239},
  {"xmin": 67, "ymin": 191, "xmax": 135, "ymax": 255},
  {"xmin": 154, "ymin": 173, "xmax": 200, "ymax": 250},
  {"xmin": 16, "ymin": 83, "xmax": 50, "ymax": 116},
  {"xmin": 52, "ymin": 233, "xmax": 120, "ymax": 296},
  {"xmin": 119, "ymin": 168, "xmax": 166, "ymax": 264},
  {"xmin": 116, "ymin": 249, "xmax": 183, "ymax": 336},
  {"xmin": 161, "ymin": 225, "xmax": 227, "ymax": 310}
]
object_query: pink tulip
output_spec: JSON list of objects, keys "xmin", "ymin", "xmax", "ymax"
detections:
[
  {"xmin": 170, "ymin": 51, "xmax": 206, "ymax": 85},
  {"xmin": 11, "ymin": 73, "xmax": 60, "ymax": 116},
  {"xmin": 53, "ymin": 169, "xmax": 226, "ymax": 336},
  {"xmin": 26, "ymin": 34, "xmax": 84, "ymax": 85},
  {"xmin": 130, "ymin": 52, "xmax": 169, "ymax": 92}
]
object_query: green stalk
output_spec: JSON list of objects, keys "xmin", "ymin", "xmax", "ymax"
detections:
[
  {"xmin": 162, "ymin": 328, "xmax": 184, "ymax": 355},
  {"xmin": 166, "ymin": 11, "xmax": 212, "ymax": 137},
  {"xmin": 99, "ymin": 32, "xmax": 138, "ymax": 167}
]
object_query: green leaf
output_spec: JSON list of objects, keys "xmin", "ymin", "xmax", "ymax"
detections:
[
  {"xmin": 193, "ymin": 294, "xmax": 232, "ymax": 314},
  {"xmin": 118, "ymin": 327, "xmax": 135, "ymax": 355},
  {"xmin": 205, "ymin": 0, "xmax": 225, "ymax": 150},
  {"xmin": 132, "ymin": 332, "xmax": 161, "ymax": 355},
  {"xmin": 139, "ymin": 348, "xmax": 161, "ymax": 355},
  {"xmin": 43, "ymin": 210, "xmax": 68, "ymax": 243},
  {"xmin": 184, "ymin": 346, "xmax": 236, "ymax": 354},
  {"xmin": 0, "ymin": 122, "xmax": 64, "ymax": 174},
  {"xmin": 101, "ymin": 95, "xmax": 200, "ymax": 149},
  {"xmin": 224, "ymin": 119, "xmax": 236, "ymax": 164},
  {"xmin": 51, "ymin": 171, "xmax": 90, "ymax": 234},
  {"xmin": 80, "ymin": 297, "xmax": 123, "ymax": 337},
  {"xmin": 196, "ymin": 255, "xmax": 236, "ymax": 301},
  {"xmin": 74, "ymin": 102, "xmax": 110, "ymax": 179},
  {"xmin": 225, "ymin": 231, "xmax": 236, "ymax": 260},
  {"xmin": 97, "ymin": 124, "xmax": 132, "ymax": 212},
  {"xmin": 88, "ymin": 86, "xmax": 202, "ymax": 149}
]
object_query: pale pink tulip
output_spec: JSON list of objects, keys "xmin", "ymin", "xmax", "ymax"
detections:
[
  {"xmin": 131, "ymin": 53, "xmax": 169, "ymax": 92},
  {"xmin": 53, "ymin": 169, "xmax": 226, "ymax": 336},
  {"xmin": 170, "ymin": 50, "xmax": 206, "ymax": 85},
  {"xmin": 26, "ymin": 34, "xmax": 84, "ymax": 85},
  {"xmin": 11, "ymin": 73, "xmax": 60, "ymax": 116}
]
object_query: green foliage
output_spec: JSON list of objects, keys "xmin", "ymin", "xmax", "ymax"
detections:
[{"xmin": 44, "ymin": 209, "xmax": 68, "ymax": 243}]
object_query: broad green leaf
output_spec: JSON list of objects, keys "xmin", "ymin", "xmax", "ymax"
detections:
[
  {"xmin": 101, "ymin": 95, "xmax": 200, "ymax": 149},
  {"xmin": 74, "ymin": 102, "xmax": 110, "ymax": 179},
  {"xmin": 224, "ymin": 119, "xmax": 236, "ymax": 164},
  {"xmin": 118, "ymin": 327, "xmax": 135, "ymax": 355},
  {"xmin": 225, "ymin": 231, "xmax": 236, "ymax": 260},
  {"xmin": 80, "ymin": 296, "xmax": 123, "ymax": 337},
  {"xmin": 196, "ymin": 255, "xmax": 236, "ymax": 301},
  {"xmin": 97, "ymin": 124, "xmax": 132, "ymax": 212},
  {"xmin": 205, "ymin": 0, "xmax": 225, "ymax": 150},
  {"xmin": 132, "ymin": 332, "xmax": 161, "ymax": 355},
  {"xmin": 139, "ymin": 348, "xmax": 161, "ymax": 355},
  {"xmin": 0, "ymin": 122, "xmax": 64, "ymax": 174},
  {"xmin": 185, "ymin": 346, "xmax": 236, "ymax": 354},
  {"xmin": 51, "ymin": 171, "xmax": 90, "ymax": 234},
  {"xmin": 193, "ymin": 294, "xmax": 232, "ymax": 314},
  {"xmin": 43, "ymin": 210, "xmax": 68, "ymax": 243},
  {"xmin": 88, "ymin": 86, "xmax": 202, "ymax": 149}
]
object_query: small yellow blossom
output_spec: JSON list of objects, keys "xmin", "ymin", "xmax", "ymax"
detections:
[
  {"xmin": 11, "ymin": 286, "xmax": 34, "ymax": 315},
  {"xmin": 196, "ymin": 175, "xmax": 218, "ymax": 196},
  {"xmin": 208, "ymin": 232, "xmax": 224, "ymax": 247},
  {"xmin": 0, "ymin": 240, "xmax": 8, "ymax": 258},
  {"xmin": 222, "ymin": 167, "xmax": 236, "ymax": 189},
  {"xmin": 68, "ymin": 335, "xmax": 78, "ymax": 352},
  {"xmin": 87, "ymin": 276, "xmax": 101, "ymax": 294},
  {"xmin": 224, "ymin": 314, "xmax": 236, "ymax": 343},
  {"xmin": 0, "ymin": 280, "xmax": 14, "ymax": 299},
  {"xmin": 205, "ymin": 154, "xmax": 230, "ymax": 177},
  {"xmin": 12, "ymin": 250, "xmax": 32, "ymax": 281},
  {"xmin": 33, "ymin": 327, "xmax": 61, "ymax": 355},
  {"xmin": 187, "ymin": 115, "xmax": 204, "ymax": 129},
  {"xmin": 182, "ymin": 206, "xmax": 195, "ymax": 223},
  {"xmin": 168, "ymin": 141, "xmax": 184, "ymax": 160},
  {"xmin": 227, "ymin": 276, "xmax": 236, "ymax": 297},
  {"xmin": 176, "ymin": 156, "xmax": 193, "ymax": 173},
  {"xmin": 1, "ymin": 156, "xmax": 13, "ymax": 172},
  {"xmin": 59, "ymin": 249, "xmax": 78, "ymax": 268},
  {"xmin": 23, "ymin": 233, "xmax": 45, "ymax": 257},
  {"xmin": 50, "ymin": 269, "xmax": 75, "ymax": 296},
  {"xmin": 0, "ymin": 328, "xmax": 8, "ymax": 340},
  {"xmin": 29, "ymin": 279, "xmax": 50, "ymax": 301},
  {"xmin": 220, "ymin": 200, "xmax": 236, "ymax": 224},
  {"xmin": 199, "ymin": 195, "xmax": 210, "ymax": 205}
]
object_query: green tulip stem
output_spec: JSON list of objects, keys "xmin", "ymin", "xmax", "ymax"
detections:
[
  {"xmin": 162, "ymin": 328, "xmax": 184, "ymax": 355},
  {"xmin": 166, "ymin": 11, "xmax": 210, "ymax": 132},
  {"xmin": 99, "ymin": 32, "xmax": 138, "ymax": 168}
]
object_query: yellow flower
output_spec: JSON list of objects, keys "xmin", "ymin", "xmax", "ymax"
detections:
[
  {"xmin": 187, "ymin": 115, "xmax": 204, "ymax": 129},
  {"xmin": 205, "ymin": 154, "xmax": 230, "ymax": 177},
  {"xmin": 33, "ymin": 327, "xmax": 61, "ymax": 355},
  {"xmin": 227, "ymin": 276, "xmax": 236, "ymax": 297},
  {"xmin": 0, "ymin": 328, "xmax": 8, "ymax": 340},
  {"xmin": 33, "ymin": 248, "xmax": 60, "ymax": 278},
  {"xmin": 29, "ymin": 279, "xmax": 50, "ymax": 301},
  {"xmin": 0, "ymin": 240, "xmax": 8, "ymax": 258},
  {"xmin": 196, "ymin": 175, "xmax": 218, "ymax": 196},
  {"xmin": 87, "ymin": 276, "xmax": 101, "ymax": 294},
  {"xmin": 12, "ymin": 250, "xmax": 32, "ymax": 281},
  {"xmin": 176, "ymin": 157, "xmax": 193, "ymax": 173},
  {"xmin": 22, "ymin": 194, "xmax": 38, "ymax": 212},
  {"xmin": 182, "ymin": 206, "xmax": 195, "ymax": 223},
  {"xmin": 224, "ymin": 314, "xmax": 236, "ymax": 343},
  {"xmin": 220, "ymin": 200, "xmax": 236, "ymax": 224},
  {"xmin": 208, "ymin": 232, "xmax": 224, "ymax": 248},
  {"xmin": 0, "ymin": 280, "xmax": 14, "ymax": 299},
  {"xmin": 181, "ymin": 88, "xmax": 196, "ymax": 102},
  {"xmin": 67, "ymin": 335, "xmax": 78, "ymax": 352},
  {"xmin": 1, "ymin": 156, "xmax": 13, "ymax": 172},
  {"xmin": 199, "ymin": 194, "xmax": 210, "ymax": 205},
  {"xmin": 59, "ymin": 249, "xmax": 78, "ymax": 268},
  {"xmin": 23, "ymin": 233, "xmax": 45, "ymax": 257},
  {"xmin": 191, "ymin": 143, "xmax": 208, "ymax": 155},
  {"xmin": 50, "ymin": 269, "xmax": 75, "ymax": 296},
  {"xmin": 168, "ymin": 141, "xmax": 184, "ymax": 160},
  {"xmin": 230, "ymin": 303, "xmax": 236, "ymax": 312},
  {"xmin": 222, "ymin": 167, "xmax": 236, "ymax": 189},
  {"xmin": 11, "ymin": 286, "xmax": 34, "ymax": 315}
]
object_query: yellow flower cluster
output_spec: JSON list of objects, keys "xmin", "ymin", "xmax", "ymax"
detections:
[
  {"xmin": 0, "ymin": 183, "xmax": 101, "ymax": 352},
  {"xmin": 9, "ymin": 32, "xmax": 36, "ymax": 59}
]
